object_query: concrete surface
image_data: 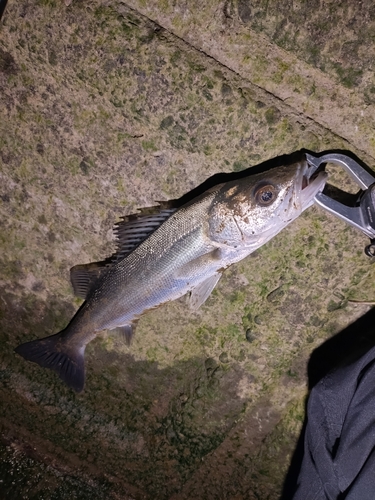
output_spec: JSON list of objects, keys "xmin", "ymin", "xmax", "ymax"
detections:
[{"xmin": 1, "ymin": 1, "xmax": 375, "ymax": 498}]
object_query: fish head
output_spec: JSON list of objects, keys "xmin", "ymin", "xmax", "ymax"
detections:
[{"xmin": 209, "ymin": 158, "xmax": 327, "ymax": 250}]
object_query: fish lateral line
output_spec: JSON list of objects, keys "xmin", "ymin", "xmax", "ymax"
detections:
[{"xmin": 15, "ymin": 153, "xmax": 327, "ymax": 391}]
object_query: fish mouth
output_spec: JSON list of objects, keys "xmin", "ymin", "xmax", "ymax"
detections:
[{"xmin": 298, "ymin": 159, "xmax": 328, "ymax": 208}]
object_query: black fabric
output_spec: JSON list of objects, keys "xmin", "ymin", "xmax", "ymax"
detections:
[
  {"xmin": 292, "ymin": 345, "xmax": 375, "ymax": 499},
  {"xmin": 0, "ymin": 0, "xmax": 8, "ymax": 22}
]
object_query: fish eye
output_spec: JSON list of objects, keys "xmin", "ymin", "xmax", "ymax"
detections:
[{"xmin": 254, "ymin": 184, "xmax": 277, "ymax": 206}]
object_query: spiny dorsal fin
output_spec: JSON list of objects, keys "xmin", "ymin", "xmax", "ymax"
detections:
[
  {"xmin": 70, "ymin": 205, "xmax": 176, "ymax": 299},
  {"xmin": 112, "ymin": 207, "xmax": 176, "ymax": 262}
]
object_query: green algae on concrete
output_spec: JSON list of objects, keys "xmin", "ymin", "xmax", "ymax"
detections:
[
  {"xmin": 1, "ymin": 1, "xmax": 375, "ymax": 499},
  {"xmin": 127, "ymin": 0, "xmax": 375, "ymax": 160}
]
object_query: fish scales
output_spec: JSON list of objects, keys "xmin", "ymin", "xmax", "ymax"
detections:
[
  {"xmin": 15, "ymin": 157, "xmax": 327, "ymax": 391},
  {"xmin": 88, "ymin": 188, "xmax": 219, "ymax": 330}
]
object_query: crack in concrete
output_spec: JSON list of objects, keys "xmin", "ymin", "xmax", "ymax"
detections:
[{"xmin": 121, "ymin": 0, "xmax": 375, "ymax": 163}]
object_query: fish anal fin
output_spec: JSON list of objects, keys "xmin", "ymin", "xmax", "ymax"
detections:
[
  {"xmin": 70, "ymin": 263, "xmax": 107, "ymax": 299},
  {"xmin": 15, "ymin": 332, "xmax": 86, "ymax": 392},
  {"xmin": 188, "ymin": 273, "xmax": 222, "ymax": 310},
  {"xmin": 112, "ymin": 322, "xmax": 137, "ymax": 346}
]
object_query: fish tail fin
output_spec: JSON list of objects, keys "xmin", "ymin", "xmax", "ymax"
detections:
[{"xmin": 15, "ymin": 331, "xmax": 85, "ymax": 392}]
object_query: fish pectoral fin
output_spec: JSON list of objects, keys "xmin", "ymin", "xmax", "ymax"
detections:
[
  {"xmin": 70, "ymin": 263, "xmax": 107, "ymax": 299},
  {"xmin": 175, "ymin": 249, "xmax": 223, "ymax": 280},
  {"xmin": 188, "ymin": 273, "xmax": 222, "ymax": 310},
  {"xmin": 112, "ymin": 322, "xmax": 137, "ymax": 346}
]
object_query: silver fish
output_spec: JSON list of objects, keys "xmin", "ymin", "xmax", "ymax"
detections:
[{"xmin": 15, "ymin": 156, "xmax": 326, "ymax": 391}]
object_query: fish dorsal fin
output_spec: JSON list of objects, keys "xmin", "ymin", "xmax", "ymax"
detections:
[
  {"xmin": 112, "ymin": 207, "xmax": 176, "ymax": 262},
  {"xmin": 187, "ymin": 273, "xmax": 222, "ymax": 310},
  {"xmin": 70, "ymin": 263, "xmax": 108, "ymax": 299},
  {"xmin": 70, "ymin": 205, "xmax": 176, "ymax": 300}
]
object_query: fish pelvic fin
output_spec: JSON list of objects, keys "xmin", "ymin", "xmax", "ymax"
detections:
[
  {"xmin": 15, "ymin": 332, "xmax": 86, "ymax": 392},
  {"xmin": 187, "ymin": 273, "xmax": 222, "ymax": 310}
]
